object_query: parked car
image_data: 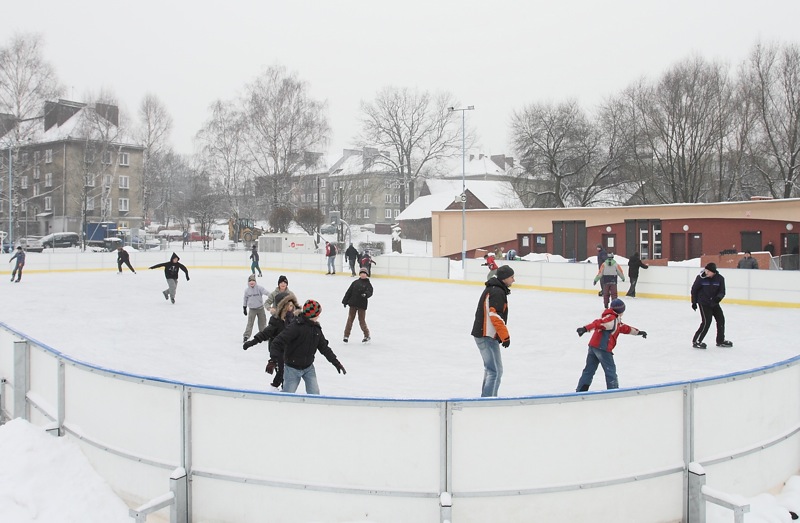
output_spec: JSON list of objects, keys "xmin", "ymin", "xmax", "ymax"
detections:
[
  {"xmin": 189, "ymin": 231, "xmax": 210, "ymax": 242},
  {"xmin": 209, "ymin": 229, "xmax": 225, "ymax": 240},
  {"xmin": 41, "ymin": 232, "xmax": 80, "ymax": 248},
  {"xmin": 15, "ymin": 237, "xmax": 44, "ymax": 253},
  {"xmin": 320, "ymin": 224, "xmax": 337, "ymax": 234}
]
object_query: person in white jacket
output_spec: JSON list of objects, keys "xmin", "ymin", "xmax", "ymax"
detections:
[{"xmin": 242, "ymin": 274, "xmax": 268, "ymax": 342}]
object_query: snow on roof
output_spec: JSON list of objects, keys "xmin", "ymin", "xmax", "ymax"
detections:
[
  {"xmin": 398, "ymin": 180, "xmax": 523, "ymax": 221},
  {"xmin": 328, "ymin": 149, "xmax": 395, "ymax": 177},
  {"xmin": 442, "ymin": 153, "xmax": 507, "ymax": 178},
  {"xmin": 15, "ymin": 106, "xmax": 138, "ymax": 147}
]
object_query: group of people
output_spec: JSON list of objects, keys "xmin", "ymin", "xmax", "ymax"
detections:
[{"xmin": 343, "ymin": 243, "xmax": 375, "ymax": 277}]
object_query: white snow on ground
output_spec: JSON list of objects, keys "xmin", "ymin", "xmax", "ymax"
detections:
[{"xmin": 0, "ymin": 239, "xmax": 798, "ymax": 522}]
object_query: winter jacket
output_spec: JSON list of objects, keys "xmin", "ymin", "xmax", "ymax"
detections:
[
  {"xmin": 482, "ymin": 255, "xmax": 498, "ymax": 270},
  {"xmin": 250, "ymin": 250, "xmax": 260, "ymax": 263},
  {"xmin": 325, "ymin": 243, "xmax": 337, "ymax": 257},
  {"xmin": 117, "ymin": 249, "xmax": 131, "ymax": 263},
  {"xmin": 252, "ymin": 292, "xmax": 300, "ymax": 358},
  {"xmin": 596, "ymin": 248, "xmax": 608, "ymax": 267},
  {"xmin": 594, "ymin": 258, "xmax": 625, "ymax": 285},
  {"xmin": 243, "ymin": 284, "xmax": 268, "ymax": 309},
  {"xmin": 10, "ymin": 250, "xmax": 25, "ymax": 266},
  {"xmin": 359, "ymin": 254, "xmax": 376, "ymax": 268},
  {"xmin": 342, "ymin": 277, "xmax": 373, "ymax": 309},
  {"xmin": 470, "ymin": 277, "xmax": 510, "ymax": 343},
  {"xmin": 582, "ymin": 308, "xmax": 640, "ymax": 353},
  {"xmin": 627, "ymin": 254, "xmax": 649, "ymax": 279},
  {"xmin": 691, "ymin": 271, "xmax": 726, "ymax": 308},
  {"xmin": 345, "ymin": 245, "xmax": 359, "ymax": 263},
  {"xmin": 149, "ymin": 253, "xmax": 189, "ymax": 281},
  {"xmin": 737, "ymin": 257, "xmax": 758, "ymax": 269},
  {"xmin": 265, "ymin": 286, "xmax": 291, "ymax": 309},
  {"xmin": 270, "ymin": 315, "xmax": 340, "ymax": 371}
]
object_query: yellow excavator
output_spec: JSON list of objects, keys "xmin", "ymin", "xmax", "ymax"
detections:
[{"xmin": 228, "ymin": 218, "xmax": 265, "ymax": 243}]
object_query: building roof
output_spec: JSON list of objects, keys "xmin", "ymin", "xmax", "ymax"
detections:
[
  {"xmin": 328, "ymin": 148, "xmax": 395, "ymax": 177},
  {"xmin": 398, "ymin": 180, "xmax": 523, "ymax": 221}
]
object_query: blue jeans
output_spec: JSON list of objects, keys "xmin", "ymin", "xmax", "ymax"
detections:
[
  {"xmin": 327, "ymin": 256, "xmax": 336, "ymax": 273},
  {"xmin": 474, "ymin": 336, "xmax": 503, "ymax": 397},
  {"xmin": 282, "ymin": 364, "xmax": 320, "ymax": 395},
  {"xmin": 576, "ymin": 347, "xmax": 618, "ymax": 391}
]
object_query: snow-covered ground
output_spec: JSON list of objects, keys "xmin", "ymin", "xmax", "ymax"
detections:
[{"xmin": 1, "ymin": 237, "xmax": 798, "ymax": 522}]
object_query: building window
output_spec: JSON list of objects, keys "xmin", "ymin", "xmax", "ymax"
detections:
[
  {"xmin": 45, "ymin": 173, "xmax": 53, "ymax": 187},
  {"xmin": 103, "ymin": 174, "xmax": 112, "ymax": 188},
  {"xmin": 20, "ymin": 176, "xmax": 28, "ymax": 189},
  {"xmin": 356, "ymin": 195, "xmax": 362, "ymax": 203},
  {"xmin": 21, "ymin": 152, "xmax": 28, "ymax": 164},
  {"xmin": 385, "ymin": 194, "xmax": 391, "ymax": 203},
  {"xmin": 86, "ymin": 196, "xmax": 95, "ymax": 211},
  {"xmin": 320, "ymin": 178, "xmax": 326, "ymax": 188},
  {"xmin": 313, "ymin": 193, "xmax": 318, "ymax": 202},
  {"xmin": 45, "ymin": 149, "xmax": 53, "ymax": 163},
  {"xmin": 118, "ymin": 198, "xmax": 129, "ymax": 212},
  {"xmin": 300, "ymin": 194, "xmax": 306, "ymax": 203},
  {"xmin": 33, "ymin": 183, "xmax": 40, "ymax": 196},
  {"xmin": 321, "ymin": 193, "xmax": 327, "ymax": 203},
  {"xmin": 34, "ymin": 151, "xmax": 40, "ymax": 163},
  {"xmin": 385, "ymin": 209, "xmax": 392, "ymax": 219},
  {"xmin": 44, "ymin": 196, "xmax": 52, "ymax": 211},
  {"xmin": 394, "ymin": 209, "xmax": 400, "ymax": 218},
  {"xmin": 85, "ymin": 174, "xmax": 95, "ymax": 187},
  {"xmin": 21, "ymin": 200, "xmax": 27, "ymax": 212},
  {"xmin": 394, "ymin": 194, "xmax": 400, "ymax": 204},
  {"xmin": 364, "ymin": 193, "xmax": 370, "ymax": 203},
  {"xmin": 119, "ymin": 175, "xmax": 129, "ymax": 189},
  {"xmin": 101, "ymin": 151, "xmax": 112, "ymax": 165},
  {"xmin": 101, "ymin": 198, "xmax": 110, "ymax": 213},
  {"xmin": 118, "ymin": 152, "xmax": 129, "ymax": 166},
  {"xmin": 33, "ymin": 165, "xmax": 40, "ymax": 178},
  {"xmin": 363, "ymin": 208, "xmax": 370, "ymax": 218}
]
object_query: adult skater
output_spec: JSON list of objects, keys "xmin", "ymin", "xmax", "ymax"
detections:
[
  {"xmin": 243, "ymin": 290, "xmax": 300, "ymax": 391},
  {"xmin": 342, "ymin": 267, "xmax": 373, "ymax": 343},
  {"xmin": 325, "ymin": 241, "xmax": 337, "ymax": 275},
  {"xmin": 242, "ymin": 274, "xmax": 268, "ymax": 342},
  {"xmin": 249, "ymin": 245, "xmax": 263, "ymax": 277},
  {"xmin": 690, "ymin": 263, "xmax": 733, "ymax": 349},
  {"xmin": 116, "ymin": 246, "xmax": 136, "ymax": 274},
  {"xmin": 265, "ymin": 275, "xmax": 290, "ymax": 314},
  {"xmin": 471, "ymin": 264, "xmax": 514, "ymax": 398},
  {"xmin": 9, "ymin": 246, "xmax": 25, "ymax": 283},
  {"xmin": 359, "ymin": 250, "xmax": 376, "ymax": 277},
  {"xmin": 345, "ymin": 243, "xmax": 359, "ymax": 276},
  {"xmin": 593, "ymin": 253, "xmax": 626, "ymax": 308},
  {"xmin": 595, "ymin": 244, "xmax": 608, "ymax": 296},
  {"xmin": 575, "ymin": 299, "xmax": 647, "ymax": 391},
  {"xmin": 625, "ymin": 251, "xmax": 648, "ymax": 297},
  {"xmin": 270, "ymin": 299, "xmax": 347, "ymax": 395},
  {"xmin": 148, "ymin": 252, "xmax": 189, "ymax": 304}
]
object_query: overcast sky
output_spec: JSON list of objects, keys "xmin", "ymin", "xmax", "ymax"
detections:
[{"xmin": 5, "ymin": 0, "xmax": 800, "ymax": 163}]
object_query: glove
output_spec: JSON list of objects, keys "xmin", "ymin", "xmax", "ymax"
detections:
[
  {"xmin": 501, "ymin": 338, "xmax": 510, "ymax": 348},
  {"xmin": 592, "ymin": 279, "xmax": 598, "ymax": 286},
  {"xmin": 333, "ymin": 360, "xmax": 347, "ymax": 374},
  {"xmin": 243, "ymin": 340, "xmax": 256, "ymax": 350},
  {"xmin": 691, "ymin": 303, "xmax": 697, "ymax": 311},
  {"xmin": 577, "ymin": 327, "xmax": 587, "ymax": 337},
  {"xmin": 343, "ymin": 303, "xmax": 347, "ymax": 308},
  {"xmin": 621, "ymin": 277, "xmax": 626, "ymax": 282},
  {"xmin": 186, "ymin": 277, "xmax": 190, "ymax": 281},
  {"xmin": 243, "ymin": 306, "xmax": 248, "ymax": 316},
  {"xmin": 265, "ymin": 359, "xmax": 276, "ymax": 374},
  {"xmin": 638, "ymin": 331, "xmax": 648, "ymax": 339}
]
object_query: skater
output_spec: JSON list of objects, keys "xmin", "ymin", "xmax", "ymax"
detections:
[
  {"xmin": 9, "ymin": 246, "xmax": 25, "ymax": 282},
  {"xmin": 482, "ymin": 253, "xmax": 498, "ymax": 280},
  {"xmin": 148, "ymin": 252, "xmax": 189, "ymax": 304},
  {"xmin": 265, "ymin": 275, "xmax": 290, "ymax": 314},
  {"xmin": 270, "ymin": 299, "xmax": 347, "ymax": 395},
  {"xmin": 242, "ymin": 274, "xmax": 268, "ymax": 342},
  {"xmin": 595, "ymin": 244, "xmax": 608, "ymax": 296},
  {"xmin": 575, "ymin": 299, "xmax": 647, "ymax": 391},
  {"xmin": 625, "ymin": 251, "xmax": 648, "ymax": 297},
  {"xmin": 471, "ymin": 264, "xmax": 514, "ymax": 398},
  {"xmin": 593, "ymin": 253, "xmax": 626, "ymax": 308},
  {"xmin": 690, "ymin": 263, "xmax": 733, "ymax": 349},
  {"xmin": 737, "ymin": 251, "xmax": 758, "ymax": 269},
  {"xmin": 243, "ymin": 290, "xmax": 300, "ymax": 391},
  {"xmin": 359, "ymin": 250, "xmax": 376, "ymax": 277},
  {"xmin": 117, "ymin": 246, "xmax": 136, "ymax": 274},
  {"xmin": 325, "ymin": 241, "xmax": 337, "ymax": 275},
  {"xmin": 506, "ymin": 249, "xmax": 518, "ymax": 261},
  {"xmin": 250, "ymin": 245, "xmax": 263, "ymax": 277},
  {"xmin": 345, "ymin": 243, "xmax": 359, "ymax": 276},
  {"xmin": 342, "ymin": 267, "xmax": 373, "ymax": 343}
]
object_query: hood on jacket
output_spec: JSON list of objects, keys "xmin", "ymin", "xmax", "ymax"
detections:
[
  {"xmin": 274, "ymin": 291, "xmax": 300, "ymax": 319},
  {"xmin": 485, "ymin": 276, "xmax": 511, "ymax": 295},
  {"xmin": 170, "ymin": 252, "xmax": 180, "ymax": 261}
]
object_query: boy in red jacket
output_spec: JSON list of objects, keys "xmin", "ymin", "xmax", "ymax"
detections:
[{"xmin": 575, "ymin": 299, "xmax": 647, "ymax": 392}]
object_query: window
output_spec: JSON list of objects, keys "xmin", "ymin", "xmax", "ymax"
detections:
[
  {"xmin": 21, "ymin": 200, "xmax": 27, "ymax": 212},
  {"xmin": 300, "ymin": 194, "xmax": 306, "ymax": 203},
  {"xmin": 355, "ymin": 209, "xmax": 361, "ymax": 218},
  {"xmin": 44, "ymin": 196, "xmax": 52, "ymax": 211},
  {"xmin": 356, "ymin": 195, "xmax": 362, "ymax": 203},
  {"xmin": 320, "ymin": 178, "xmax": 326, "ymax": 188},
  {"xmin": 364, "ymin": 193, "xmax": 370, "ymax": 203},
  {"xmin": 118, "ymin": 221, "xmax": 129, "ymax": 229},
  {"xmin": 101, "ymin": 198, "xmax": 110, "ymax": 214},
  {"xmin": 385, "ymin": 209, "xmax": 392, "ymax": 219},
  {"xmin": 394, "ymin": 194, "xmax": 400, "ymax": 204},
  {"xmin": 85, "ymin": 174, "xmax": 95, "ymax": 187},
  {"xmin": 119, "ymin": 175, "xmax": 129, "ymax": 189},
  {"xmin": 20, "ymin": 176, "xmax": 28, "ymax": 189},
  {"xmin": 86, "ymin": 197, "xmax": 95, "ymax": 211},
  {"xmin": 313, "ymin": 193, "xmax": 318, "ymax": 202},
  {"xmin": 33, "ymin": 165, "xmax": 40, "ymax": 179},
  {"xmin": 321, "ymin": 193, "xmax": 327, "ymax": 203},
  {"xmin": 45, "ymin": 149, "xmax": 53, "ymax": 163},
  {"xmin": 84, "ymin": 150, "xmax": 94, "ymax": 163},
  {"xmin": 45, "ymin": 173, "xmax": 53, "ymax": 187},
  {"xmin": 363, "ymin": 208, "xmax": 369, "ymax": 218},
  {"xmin": 102, "ymin": 151, "xmax": 112, "ymax": 164},
  {"xmin": 34, "ymin": 151, "xmax": 40, "ymax": 163},
  {"xmin": 393, "ymin": 209, "xmax": 400, "ymax": 218},
  {"xmin": 103, "ymin": 174, "xmax": 112, "ymax": 188},
  {"xmin": 385, "ymin": 194, "xmax": 391, "ymax": 203},
  {"xmin": 21, "ymin": 152, "xmax": 28, "ymax": 164},
  {"xmin": 118, "ymin": 152, "xmax": 129, "ymax": 166},
  {"xmin": 33, "ymin": 184, "xmax": 40, "ymax": 197},
  {"xmin": 118, "ymin": 198, "xmax": 129, "ymax": 212}
]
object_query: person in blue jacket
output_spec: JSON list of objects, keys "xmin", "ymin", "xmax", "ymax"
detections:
[{"xmin": 9, "ymin": 247, "xmax": 25, "ymax": 282}]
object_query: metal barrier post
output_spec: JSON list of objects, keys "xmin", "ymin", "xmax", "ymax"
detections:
[
  {"xmin": 13, "ymin": 340, "xmax": 28, "ymax": 420},
  {"xmin": 171, "ymin": 467, "xmax": 188, "ymax": 523},
  {"xmin": 687, "ymin": 462, "xmax": 706, "ymax": 523}
]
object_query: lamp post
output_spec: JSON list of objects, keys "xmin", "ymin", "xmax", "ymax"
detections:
[{"xmin": 448, "ymin": 105, "xmax": 474, "ymax": 269}]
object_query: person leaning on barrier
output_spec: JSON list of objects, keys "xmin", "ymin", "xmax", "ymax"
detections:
[{"xmin": 737, "ymin": 251, "xmax": 758, "ymax": 269}]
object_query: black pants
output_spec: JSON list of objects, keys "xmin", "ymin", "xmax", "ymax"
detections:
[
  {"xmin": 348, "ymin": 260, "xmax": 356, "ymax": 275},
  {"xmin": 118, "ymin": 260, "xmax": 135, "ymax": 273},
  {"xmin": 626, "ymin": 277, "xmax": 638, "ymax": 297},
  {"xmin": 693, "ymin": 304, "xmax": 725, "ymax": 344}
]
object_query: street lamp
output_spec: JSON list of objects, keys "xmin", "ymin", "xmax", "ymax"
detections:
[{"xmin": 448, "ymin": 105, "xmax": 474, "ymax": 269}]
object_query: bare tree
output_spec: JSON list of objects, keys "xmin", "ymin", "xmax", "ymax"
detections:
[
  {"xmin": 0, "ymin": 33, "xmax": 62, "ymax": 142},
  {"xmin": 358, "ymin": 87, "xmax": 466, "ymax": 210},
  {"xmin": 243, "ymin": 65, "xmax": 329, "ymax": 213},
  {"xmin": 742, "ymin": 41, "xmax": 800, "ymax": 199},
  {"xmin": 295, "ymin": 206, "xmax": 324, "ymax": 236},
  {"xmin": 137, "ymin": 93, "xmax": 173, "ymax": 224}
]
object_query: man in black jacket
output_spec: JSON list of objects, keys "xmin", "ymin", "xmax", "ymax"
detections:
[
  {"xmin": 470, "ymin": 265, "xmax": 514, "ymax": 397},
  {"xmin": 148, "ymin": 252, "xmax": 189, "ymax": 304},
  {"xmin": 342, "ymin": 268, "xmax": 374, "ymax": 343},
  {"xmin": 117, "ymin": 246, "xmax": 136, "ymax": 274},
  {"xmin": 625, "ymin": 252, "xmax": 648, "ymax": 297},
  {"xmin": 270, "ymin": 299, "xmax": 346, "ymax": 394},
  {"xmin": 690, "ymin": 263, "xmax": 732, "ymax": 349},
  {"xmin": 345, "ymin": 243, "xmax": 359, "ymax": 276}
]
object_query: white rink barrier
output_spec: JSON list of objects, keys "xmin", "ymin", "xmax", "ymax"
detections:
[{"xmin": 1, "ymin": 323, "xmax": 798, "ymax": 523}]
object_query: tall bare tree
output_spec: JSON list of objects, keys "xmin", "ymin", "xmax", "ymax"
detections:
[
  {"xmin": 742, "ymin": 41, "xmax": 800, "ymax": 199},
  {"xmin": 358, "ymin": 87, "xmax": 465, "ymax": 210},
  {"xmin": 243, "ymin": 65, "xmax": 329, "ymax": 214},
  {"xmin": 137, "ymin": 93, "xmax": 173, "ymax": 224}
]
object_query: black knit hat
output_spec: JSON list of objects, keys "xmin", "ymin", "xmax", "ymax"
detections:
[
  {"xmin": 496, "ymin": 265, "xmax": 514, "ymax": 280},
  {"xmin": 704, "ymin": 263, "xmax": 717, "ymax": 273},
  {"xmin": 302, "ymin": 299, "xmax": 321, "ymax": 318},
  {"xmin": 278, "ymin": 275, "xmax": 288, "ymax": 285}
]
